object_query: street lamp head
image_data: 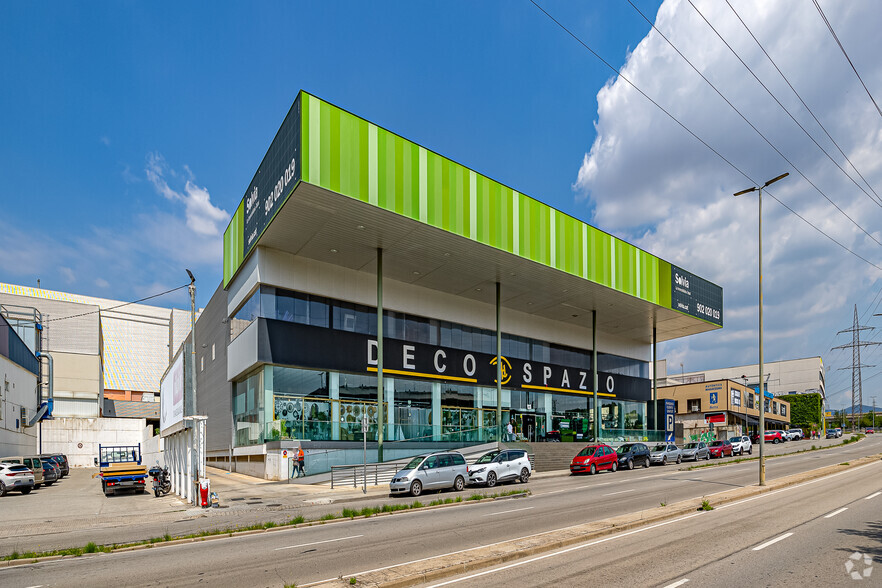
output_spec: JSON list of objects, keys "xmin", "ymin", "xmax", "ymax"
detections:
[
  {"xmin": 733, "ymin": 186, "xmax": 756, "ymax": 197},
  {"xmin": 763, "ymin": 172, "xmax": 789, "ymax": 187},
  {"xmin": 186, "ymin": 269, "xmax": 195, "ymax": 284}
]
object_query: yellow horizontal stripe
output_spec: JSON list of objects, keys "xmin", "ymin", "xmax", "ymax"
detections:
[
  {"xmin": 523, "ymin": 384, "xmax": 615, "ymax": 397},
  {"xmin": 366, "ymin": 366, "xmax": 477, "ymax": 383}
]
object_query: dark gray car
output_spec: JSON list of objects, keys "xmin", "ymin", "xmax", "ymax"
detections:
[{"xmin": 681, "ymin": 442, "xmax": 710, "ymax": 461}]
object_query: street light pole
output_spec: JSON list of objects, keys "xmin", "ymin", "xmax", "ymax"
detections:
[{"xmin": 734, "ymin": 172, "xmax": 788, "ymax": 486}]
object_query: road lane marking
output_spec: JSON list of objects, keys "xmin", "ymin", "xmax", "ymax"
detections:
[
  {"xmin": 603, "ymin": 489, "xmax": 635, "ymax": 496},
  {"xmin": 662, "ymin": 580, "xmax": 689, "ymax": 588},
  {"xmin": 483, "ymin": 507, "xmax": 534, "ymax": 517},
  {"xmin": 274, "ymin": 534, "xmax": 363, "ymax": 551},
  {"xmin": 304, "ymin": 459, "xmax": 882, "ymax": 588},
  {"xmin": 824, "ymin": 507, "xmax": 848, "ymax": 518},
  {"xmin": 752, "ymin": 532, "xmax": 793, "ymax": 551},
  {"xmin": 865, "ymin": 492, "xmax": 881, "ymax": 500}
]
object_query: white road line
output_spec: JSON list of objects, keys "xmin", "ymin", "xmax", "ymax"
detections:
[
  {"xmin": 824, "ymin": 507, "xmax": 848, "ymax": 518},
  {"xmin": 304, "ymin": 459, "xmax": 882, "ymax": 588},
  {"xmin": 752, "ymin": 532, "xmax": 793, "ymax": 551},
  {"xmin": 662, "ymin": 580, "xmax": 690, "ymax": 588},
  {"xmin": 483, "ymin": 507, "xmax": 534, "ymax": 517},
  {"xmin": 865, "ymin": 491, "xmax": 881, "ymax": 500},
  {"xmin": 273, "ymin": 534, "xmax": 363, "ymax": 551},
  {"xmin": 603, "ymin": 489, "xmax": 636, "ymax": 496}
]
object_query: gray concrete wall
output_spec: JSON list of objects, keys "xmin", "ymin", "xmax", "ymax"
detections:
[
  {"xmin": 196, "ymin": 282, "xmax": 233, "ymax": 454},
  {"xmin": 37, "ymin": 416, "xmax": 148, "ymax": 467}
]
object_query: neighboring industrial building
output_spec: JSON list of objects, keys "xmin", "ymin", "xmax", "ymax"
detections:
[
  {"xmin": 659, "ymin": 379, "xmax": 791, "ymax": 442},
  {"xmin": 0, "ymin": 283, "xmax": 192, "ymax": 464},
  {"xmin": 176, "ymin": 91, "xmax": 726, "ymax": 479},
  {"xmin": 657, "ymin": 357, "xmax": 825, "ymax": 401},
  {"xmin": 0, "ymin": 312, "xmax": 40, "ymax": 457}
]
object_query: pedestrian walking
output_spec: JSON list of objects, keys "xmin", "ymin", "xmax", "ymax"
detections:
[
  {"xmin": 506, "ymin": 420, "xmax": 514, "ymax": 442},
  {"xmin": 296, "ymin": 446, "xmax": 305, "ymax": 477}
]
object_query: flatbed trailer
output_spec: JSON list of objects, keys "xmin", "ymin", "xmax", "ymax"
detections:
[{"xmin": 94, "ymin": 444, "xmax": 148, "ymax": 496}]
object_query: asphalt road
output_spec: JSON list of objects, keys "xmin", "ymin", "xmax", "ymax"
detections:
[
  {"xmin": 2, "ymin": 435, "xmax": 880, "ymax": 587},
  {"xmin": 424, "ymin": 451, "xmax": 882, "ymax": 587}
]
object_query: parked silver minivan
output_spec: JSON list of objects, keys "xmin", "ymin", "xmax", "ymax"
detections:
[{"xmin": 389, "ymin": 452, "xmax": 468, "ymax": 497}]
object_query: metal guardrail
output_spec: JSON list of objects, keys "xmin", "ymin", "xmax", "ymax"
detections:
[{"xmin": 329, "ymin": 452, "xmax": 536, "ymax": 489}]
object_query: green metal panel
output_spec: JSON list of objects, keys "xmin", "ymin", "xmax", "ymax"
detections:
[
  {"xmin": 223, "ymin": 92, "xmax": 721, "ymax": 326},
  {"xmin": 223, "ymin": 201, "xmax": 244, "ymax": 287}
]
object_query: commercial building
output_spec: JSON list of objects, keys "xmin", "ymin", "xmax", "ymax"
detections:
[
  {"xmin": 657, "ymin": 357, "xmax": 825, "ymax": 401},
  {"xmin": 0, "ymin": 312, "xmax": 40, "ymax": 457},
  {"xmin": 187, "ymin": 91, "xmax": 724, "ymax": 479},
  {"xmin": 659, "ymin": 380, "xmax": 791, "ymax": 442}
]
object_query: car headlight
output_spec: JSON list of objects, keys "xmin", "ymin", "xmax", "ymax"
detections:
[{"xmin": 470, "ymin": 467, "xmax": 486, "ymax": 475}]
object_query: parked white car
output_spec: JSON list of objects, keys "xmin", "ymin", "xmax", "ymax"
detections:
[
  {"xmin": 467, "ymin": 449, "xmax": 531, "ymax": 487},
  {"xmin": 728, "ymin": 435, "xmax": 752, "ymax": 456},
  {"xmin": 786, "ymin": 428, "xmax": 804, "ymax": 441}
]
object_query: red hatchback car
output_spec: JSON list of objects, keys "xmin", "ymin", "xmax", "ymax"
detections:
[
  {"xmin": 570, "ymin": 444, "xmax": 618, "ymax": 475},
  {"xmin": 708, "ymin": 439, "xmax": 733, "ymax": 458},
  {"xmin": 764, "ymin": 430, "xmax": 785, "ymax": 444}
]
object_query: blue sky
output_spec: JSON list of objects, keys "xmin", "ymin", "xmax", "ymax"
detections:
[{"xmin": 2, "ymin": 1, "xmax": 881, "ymax": 409}]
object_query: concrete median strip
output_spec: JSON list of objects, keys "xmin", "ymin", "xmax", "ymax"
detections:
[{"xmin": 306, "ymin": 453, "xmax": 882, "ymax": 587}]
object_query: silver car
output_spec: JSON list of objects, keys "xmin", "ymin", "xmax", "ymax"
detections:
[
  {"xmin": 467, "ymin": 449, "xmax": 532, "ymax": 487},
  {"xmin": 649, "ymin": 443, "xmax": 682, "ymax": 465},
  {"xmin": 389, "ymin": 452, "xmax": 468, "ymax": 497},
  {"xmin": 681, "ymin": 442, "xmax": 710, "ymax": 461}
]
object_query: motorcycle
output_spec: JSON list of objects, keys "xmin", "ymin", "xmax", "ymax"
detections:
[{"xmin": 148, "ymin": 465, "xmax": 171, "ymax": 497}]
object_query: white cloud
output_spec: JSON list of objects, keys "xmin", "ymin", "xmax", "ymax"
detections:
[
  {"xmin": 146, "ymin": 153, "xmax": 228, "ymax": 237},
  {"xmin": 100, "ymin": 135, "xmax": 111, "ymax": 146},
  {"xmin": 58, "ymin": 267, "xmax": 76, "ymax": 284},
  {"xmin": 574, "ymin": 0, "xmax": 882, "ymax": 406},
  {"xmin": 95, "ymin": 278, "xmax": 110, "ymax": 288}
]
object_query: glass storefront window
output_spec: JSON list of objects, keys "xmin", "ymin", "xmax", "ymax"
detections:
[{"xmin": 233, "ymin": 369, "xmax": 263, "ymax": 446}]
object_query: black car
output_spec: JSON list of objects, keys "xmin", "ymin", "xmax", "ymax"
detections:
[
  {"xmin": 615, "ymin": 443, "xmax": 651, "ymax": 470},
  {"xmin": 40, "ymin": 454, "xmax": 69, "ymax": 478}
]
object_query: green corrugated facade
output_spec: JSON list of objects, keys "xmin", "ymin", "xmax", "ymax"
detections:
[{"xmin": 223, "ymin": 91, "xmax": 687, "ymax": 315}]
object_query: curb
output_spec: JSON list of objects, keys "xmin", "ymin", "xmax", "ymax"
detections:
[{"xmin": 308, "ymin": 452, "xmax": 882, "ymax": 587}]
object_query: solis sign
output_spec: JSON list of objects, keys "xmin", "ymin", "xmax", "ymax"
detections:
[
  {"xmin": 670, "ymin": 265, "xmax": 723, "ymax": 327},
  {"xmin": 243, "ymin": 95, "xmax": 302, "ymax": 256}
]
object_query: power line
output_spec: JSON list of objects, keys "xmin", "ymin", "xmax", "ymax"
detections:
[
  {"xmin": 44, "ymin": 284, "xmax": 190, "ymax": 323},
  {"xmin": 724, "ymin": 0, "xmax": 881, "ymax": 205},
  {"xmin": 812, "ymin": 0, "xmax": 882, "ymax": 122},
  {"xmin": 528, "ymin": 0, "xmax": 882, "ymax": 273},
  {"xmin": 684, "ymin": 0, "xmax": 882, "ymax": 248}
]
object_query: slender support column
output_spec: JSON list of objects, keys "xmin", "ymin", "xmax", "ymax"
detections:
[
  {"xmin": 652, "ymin": 325, "xmax": 657, "ymax": 403},
  {"xmin": 376, "ymin": 249, "xmax": 384, "ymax": 462},
  {"xmin": 330, "ymin": 372, "xmax": 340, "ymax": 441},
  {"xmin": 496, "ymin": 282, "xmax": 502, "ymax": 445},
  {"xmin": 385, "ymin": 378, "xmax": 395, "ymax": 441},
  {"xmin": 593, "ymin": 310, "xmax": 599, "ymax": 442},
  {"xmin": 432, "ymin": 382, "xmax": 441, "ymax": 441}
]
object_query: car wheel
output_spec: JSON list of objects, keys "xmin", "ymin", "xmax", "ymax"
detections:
[
  {"xmin": 748, "ymin": 447, "xmax": 752, "ymax": 455},
  {"xmin": 154, "ymin": 488, "xmax": 161, "ymax": 498},
  {"xmin": 453, "ymin": 476, "xmax": 465, "ymax": 492},
  {"xmin": 611, "ymin": 462, "xmax": 618, "ymax": 473},
  {"xmin": 21, "ymin": 487, "xmax": 31, "ymax": 495},
  {"xmin": 676, "ymin": 455, "xmax": 682, "ymax": 464},
  {"xmin": 774, "ymin": 438, "xmax": 780, "ymax": 444},
  {"xmin": 662, "ymin": 456, "xmax": 667, "ymax": 465},
  {"xmin": 0, "ymin": 482, "xmax": 6, "ymax": 497},
  {"xmin": 644, "ymin": 457, "xmax": 651, "ymax": 468},
  {"xmin": 627, "ymin": 459, "xmax": 634, "ymax": 470},
  {"xmin": 410, "ymin": 480, "xmax": 423, "ymax": 497},
  {"xmin": 34, "ymin": 484, "xmax": 41, "ymax": 490},
  {"xmin": 486, "ymin": 471, "xmax": 497, "ymax": 488},
  {"xmin": 589, "ymin": 464, "xmax": 597, "ymax": 475},
  {"xmin": 519, "ymin": 467, "xmax": 530, "ymax": 483}
]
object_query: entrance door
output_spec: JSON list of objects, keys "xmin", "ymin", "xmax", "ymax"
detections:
[{"xmin": 521, "ymin": 414, "xmax": 536, "ymax": 442}]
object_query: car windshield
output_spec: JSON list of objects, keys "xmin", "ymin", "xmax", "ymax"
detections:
[
  {"xmin": 5, "ymin": 464, "xmax": 29, "ymax": 472},
  {"xmin": 683, "ymin": 443, "xmax": 698, "ymax": 449},
  {"xmin": 652, "ymin": 445, "xmax": 667, "ymax": 452},
  {"xmin": 577, "ymin": 446, "xmax": 597, "ymax": 457},
  {"xmin": 616, "ymin": 445, "xmax": 632, "ymax": 454},
  {"xmin": 709, "ymin": 441, "xmax": 723, "ymax": 446},
  {"xmin": 474, "ymin": 452, "xmax": 499, "ymax": 464},
  {"xmin": 729, "ymin": 438, "xmax": 741, "ymax": 442},
  {"xmin": 404, "ymin": 456, "xmax": 426, "ymax": 470}
]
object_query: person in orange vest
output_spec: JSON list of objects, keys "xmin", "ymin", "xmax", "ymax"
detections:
[{"xmin": 296, "ymin": 447, "xmax": 305, "ymax": 478}]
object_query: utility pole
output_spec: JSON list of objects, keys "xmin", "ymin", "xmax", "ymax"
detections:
[{"xmin": 833, "ymin": 305, "xmax": 879, "ymax": 432}]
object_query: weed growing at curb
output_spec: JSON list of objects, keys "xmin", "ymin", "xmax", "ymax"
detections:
[
  {"xmin": 349, "ymin": 577, "xmax": 357, "ymax": 585},
  {"xmin": 700, "ymin": 499, "xmax": 713, "ymax": 511},
  {"xmin": 660, "ymin": 502, "xmax": 666, "ymax": 507}
]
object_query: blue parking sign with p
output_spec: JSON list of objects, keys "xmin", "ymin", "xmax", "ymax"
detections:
[{"xmin": 664, "ymin": 399, "xmax": 675, "ymax": 442}]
